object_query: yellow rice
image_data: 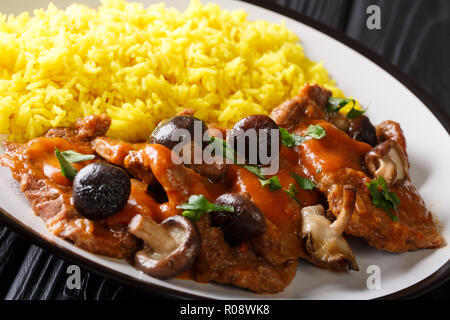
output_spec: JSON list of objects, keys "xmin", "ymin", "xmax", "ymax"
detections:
[{"xmin": 0, "ymin": 0, "xmax": 345, "ymax": 142}]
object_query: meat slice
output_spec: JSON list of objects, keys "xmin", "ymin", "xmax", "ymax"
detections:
[
  {"xmin": 294, "ymin": 120, "xmax": 444, "ymax": 252},
  {"xmin": 92, "ymin": 137, "xmax": 155, "ymax": 184},
  {"xmin": 270, "ymin": 83, "xmax": 350, "ymax": 131},
  {"xmin": 270, "ymin": 84, "xmax": 330, "ymax": 128},
  {"xmin": 192, "ymin": 215, "xmax": 297, "ymax": 294},
  {"xmin": 1, "ymin": 137, "xmax": 139, "ymax": 258},
  {"xmin": 45, "ymin": 113, "xmax": 111, "ymax": 141},
  {"xmin": 74, "ymin": 114, "xmax": 111, "ymax": 140},
  {"xmin": 1, "ymin": 115, "xmax": 140, "ymax": 258}
]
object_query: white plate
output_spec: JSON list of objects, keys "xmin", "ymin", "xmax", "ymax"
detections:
[{"xmin": 0, "ymin": 0, "xmax": 449, "ymax": 300}]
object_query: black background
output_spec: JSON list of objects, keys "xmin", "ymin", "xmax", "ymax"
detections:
[{"xmin": 0, "ymin": 0, "xmax": 449, "ymax": 300}]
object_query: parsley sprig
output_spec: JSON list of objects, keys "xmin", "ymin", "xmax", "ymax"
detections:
[
  {"xmin": 54, "ymin": 148, "xmax": 95, "ymax": 180},
  {"xmin": 259, "ymin": 176, "xmax": 282, "ymax": 191},
  {"xmin": 210, "ymin": 137, "xmax": 281, "ymax": 191},
  {"xmin": 279, "ymin": 124, "xmax": 326, "ymax": 148},
  {"xmin": 285, "ymin": 184, "xmax": 302, "ymax": 205},
  {"xmin": 366, "ymin": 176, "xmax": 400, "ymax": 222},
  {"xmin": 292, "ymin": 173, "xmax": 317, "ymax": 190},
  {"xmin": 177, "ymin": 195, "xmax": 234, "ymax": 221}
]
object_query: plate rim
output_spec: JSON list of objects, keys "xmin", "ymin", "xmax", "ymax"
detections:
[{"xmin": 0, "ymin": 0, "xmax": 449, "ymax": 300}]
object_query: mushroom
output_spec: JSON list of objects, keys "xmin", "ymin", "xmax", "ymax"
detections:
[
  {"xmin": 211, "ymin": 193, "xmax": 266, "ymax": 245},
  {"xmin": 301, "ymin": 185, "xmax": 359, "ymax": 271},
  {"xmin": 327, "ymin": 112, "xmax": 350, "ymax": 132},
  {"xmin": 128, "ymin": 214, "xmax": 201, "ymax": 279},
  {"xmin": 149, "ymin": 115, "xmax": 228, "ymax": 182},
  {"xmin": 347, "ymin": 115, "xmax": 377, "ymax": 146},
  {"xmin": 364, "ymin": 140, "xmax": 409, "ymax": 186}
]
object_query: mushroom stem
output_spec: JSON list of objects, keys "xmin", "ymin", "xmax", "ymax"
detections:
[
  {"xmin": 364, "ymin": 140, "xmax": 409, "ymax": 186},
  {"xmin": 375, "ymin": 158, "xmax": 397, "ymax": 185},
  {"xmin": 330, "ymin": 185, "xmax": 356, "ymax": 235},
  {"xmin": 128, "ymin": 214, "xmax": 177, "ymax": 253}
]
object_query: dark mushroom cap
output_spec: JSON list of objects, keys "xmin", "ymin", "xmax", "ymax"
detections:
[
  {"xmin": 149, "ymin": 115, "xmax": 209, "ymax": 150},
  {"xmin": 73, "ymin": 162, "xmax": 131, "ymax": 220},
  {"xmin": 227, "ymin": 114, "xmax": 280, "ymax": 166},
  {"xmin": 149, "ymin": 115, "xmax": 229, "ymax": 182},
  {"xmin": 347, "ymin": 115, "xmax": 377, "ymax": 146},
  {"xmin": 211, "ymin": 193, "xmax": 266, "ymax": 245},
  {"xmin": 134, "ymin": 215, "xmax": 201, "ymax": 279}
]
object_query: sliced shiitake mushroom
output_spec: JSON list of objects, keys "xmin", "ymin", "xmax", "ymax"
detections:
[
  {"xmin": 128, "ymin": 214, "xmax": 201, "ymax": 279},
  {"xmin": 301, "ymin": 185, "xmax": 359, "ymax": 271},
  {"xmin": 364, "ymin": 140, "xmax": 409, "ymax": 186}
]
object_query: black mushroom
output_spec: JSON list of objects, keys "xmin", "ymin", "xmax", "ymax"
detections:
[
  {"xmin": 347, "ymin": 115, "xmax": 377, "ymax": 146},
  {"xmin": 128, "ymin": 214, "xmax": 201, "ymax": 279},
  {"xmin": 227, "ymin": 114, "xmax": 280, "ymax": 166},
  {"xmin": 149, "ymin": 115, "xmax": 209, "ymax": 150},
  {"xmin": 364, "ymin": 140, "xmax": 409, "ymax": 186},
  {"xmin": 301, "ymin": 185, "xmax": 359, "ymax": 271},
  {"xmin": 149, "ymin": 115, "xmax": 227, "ymax": 182},
  {"xmin": 73, "ymin": 162, "xmax": 131, "ymax": 220},
  {"xmin": 211, "ymin": 193, "xmax": 266, "ymax": 245}
]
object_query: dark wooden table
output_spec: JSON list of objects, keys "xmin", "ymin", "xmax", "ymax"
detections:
[{"xmin": 0, "ymin": 0, "xmax": 449, "ymax": 300}]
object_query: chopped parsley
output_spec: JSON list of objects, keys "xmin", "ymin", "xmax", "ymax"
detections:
[
  {"xmin": 211, "ymin": 137, "xmax": 282, "ymax": 191},
  {"xmin": 285, "ymin": 183, "xmax": 299, "ymax": 198},
  {"xmin": 177, "ymin": 194, "xmax": 234, "ymax": 221},
  {"xmin": 259, "ymin": 176, "xmax": 282, "ymax": 191},
  {"xmin": 366, "ymin": 176, "xmax": 400, "ymax": 222},
  {"xmin": 210, "ymin": 136, "xmax": 237, "ymax": 163},
  {"xmin": 285, "ymin": 183, "xmax": 301, "ymax": 205},
  {"xmin": 292, "ymin": 173, "xmax": 317, "ymax": 190},
  {"xmin": 279, "ymin": 127, "xmax": 305, "ymax": 147},
  {"xmin": 346, "ymin": 107, "xmax": 366, "ymax": 119},
  {"xmin": 279, "ymin": 124, "xmax": 326, "ymax": 148},
  {"xmin": 306, "ymin": 124, "xmax": 326, "ymax": 140},
  {"xmin": 242, "ymin": 165, "xmax": 265, "ymax": 179}
]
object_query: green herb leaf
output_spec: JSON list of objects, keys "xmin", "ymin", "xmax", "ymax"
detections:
[
  {"xmin": 180, "ymin": 210, "xmax": 202, "ymax": 221},
  {"xmin": 210, "ymin": 136, "xmax": 237, "ymax": 163},
  {"xmin": 366, "ymin": 176, "xmax": 400, "ymax": 222},
  {"xmin": 327, "ymin": 97, "xmax": 367, "ymax": 119},
  {"xmin": 242, "ymin": 165, "xmax": 265, "ymax": 179},
  {"xmin": 177, "ymin": 194, "xmax": 234, "ymax": 222},
  {"xmin": 285, "ymin": 183, "xmax": 299, "ymax": 199},
  {"xmin": 59, "ymin": 150, "xmax": 95, "ymax": 163},
  {"xmin": 292, "ymin": 173, "xmax": 317, "ymax": 190},
  {"xmin": 284, "ymin": 184, "xmax": 302, "ymax": 206},
  {"xmin": 279, "ymin": 125, "xmax": 325, "ymax": 148},
  {"xmin": 210, "ymin": 137, "xmax": 267, "ymax": 180},
  {"xmin": 55, "ymin": 148, "xmax": 78, "ymax": 180},
  {"xmin": 279, "ymin": 127, "xmax": 304, "ymax": 148},
  {"xmin": 259, "ymin": 176, "xmax": 282, "ymax": 191},
  {"xmin": 305, "ymin": 124, "xmax": 326, "ymax": 140},
  {"xmin": 327, "ymin": 97, "xmax": 355, "ymax": 113},
  {"xmin": 346, "ymin": 107, "xmax": 366, "ymax": 119}
]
